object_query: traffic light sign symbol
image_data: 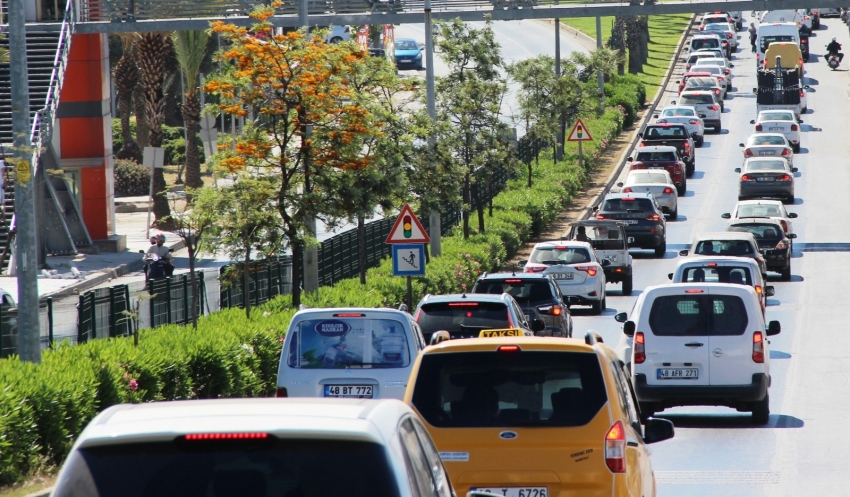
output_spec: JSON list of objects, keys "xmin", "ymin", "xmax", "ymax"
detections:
[
  {"xmin": 403, "ymin": 216, "xmax": 412, "ymax": 238},
  {"xmin": 576, "ymin": 125, "xmax": 583, "ymax": 138}
]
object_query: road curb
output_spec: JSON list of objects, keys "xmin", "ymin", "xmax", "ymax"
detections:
[
  {"xmin": 538, "ymin": 19, "xmax": 598, "ymax": 52},
  {"xmin": 23, "ymin": 487, "xmax": 52, "ymax": 497},
  {"xmin": 577, "ymin": 13, "xmax": 698, "ymax": 221}
]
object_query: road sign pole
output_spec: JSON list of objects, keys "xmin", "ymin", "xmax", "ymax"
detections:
[
  {"xmin": 406, "ymin": 275, "xmax": 413, "ymax": 312},
  {"xmin": 578, "ymin": 140, "xmax": 583, "ymax": 171}
]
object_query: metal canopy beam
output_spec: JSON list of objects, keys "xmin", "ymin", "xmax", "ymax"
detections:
[{"xmin": 20, "ymin": 0, "xmax": 848, "ymax": 34}]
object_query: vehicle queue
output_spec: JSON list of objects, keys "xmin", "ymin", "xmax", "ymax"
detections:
[{"xmin": 46, "ymin": 9, "xmax": 835, "ymax": 497}]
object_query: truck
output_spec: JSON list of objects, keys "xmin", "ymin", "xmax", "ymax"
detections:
[
  {"xmin": 637, "ymin": 123, "xmax": 696, "ymax": 177},
  {"xmin": 754, "ymin": 59, "xmax": 809, "ymax": 117}
]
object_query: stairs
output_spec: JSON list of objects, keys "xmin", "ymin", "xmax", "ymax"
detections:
[
  {"xmin": 0, "ymin": 31, "xmax": 62, "ymax": 146},
  {"xmin": 0, "ymin": 169, "xmax": 14, "ymax": 272}
]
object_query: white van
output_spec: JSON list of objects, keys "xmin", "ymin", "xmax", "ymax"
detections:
[
  {"xmin": 277, "ymin": 308, "xmax": 425, "ymax": 400},
  {"xmin": 756, "ymin": 22, "xmax": 800, "ymax": 68},
  {"xmin": 667, "ymin": 256, "xmax": 773, "ymax": 312},
  {"xmin": 615, "ymin": 284, "xmax": 781, "ymax": 424},
  {"xmin": 760, "ymin": 9, "xmax": 803, "ymax": 26}
]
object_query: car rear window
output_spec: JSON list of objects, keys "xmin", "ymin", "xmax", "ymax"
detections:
[
  {"xmin": 644, "ymin": 126, "xmax": 687, "ymax": 139},
  {"xmin": 573, "ymin": 225, "xmax": 627, "ymax": 250},
  {"xmin": 680, "ymin": 266, "xmax": 753, "ymax": 285},
  {"xmin": 760, "ymin": 112, "xmax": 793, "ymax": 121},
  {"xmin": 602, "ymin": 198, "xmax": 654, "ymax": 212},
  {"xmin": 661, "ymin": 108, "xmax": 695, "ymax": 117},
  {"xmin": 703, "ymin": 17, "xmax": 728, "ymax": 24},
  {"xmin": 680, "ymin": 94, "xmax": 715, "ymax": 105},
  {"xmin": 760, "ymin": 35, "xmax": 795, "ymax": 51},
  {"xmin": 53, "ymin": 439, "xmax": 400, "ymax": 497},
  {"xmin": 704, "ymin": 23, "xmax": 731, "ymax": 31},
  {"xmin": 473, "ymin": 279, "xmax": 554, "ymax": 304},
  {"xmin": 411, "ymin": 351, "xmax": 607, "ymax": 428},
  {"xmin": 417, "ymin": 302, "xmax": 510, "ymax": 339},
  {"xmin": 287, "ymin": 318, "xmax": 410, "ymax": 369},
  {"xmin": 745, "ymin": 160, "xmax": 785, "ymax": 171},
  {"xmin": 694, "ymin": 240, "xmax": 754, "ymax": 256},
  {"xmin": 628, "ymin": 171, "xmax": 670, "ymax": 184},
  {"xmin": 737, "ymin": 204, "xmax": 783, "ymax": 217},
  {"xmin": 750, "ymin": 135, "xmax": 786, "ymax": 146},
  {"xmin": 636, "ymin": 151, "xmax": 678, "ymax": 161},
  {"xmin": 686, "ymin": 77, "xmax": 718, "ymax": 87},
  {"xmin": 530, "ymin": 246, "xmax": 591, "ymax": 265},
  {"xmin": 648, "ymin": 295, "xmax": 749, "ymax": 337},
  {"xmin": 728, "ymin": 223, "xmax": 784, "ymax": 239},
  {"xmin": 691, "ymin": 38, "xmax": 720, "ymax": 50}
]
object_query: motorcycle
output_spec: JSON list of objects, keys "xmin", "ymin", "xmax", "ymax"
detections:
[
  {"xmin": 826, "ymin": 46, "xmax": 841, "ymax": 70},
  {"xmin": 140, "ymin": 250, "xmax": 174, "ymax": 280}
]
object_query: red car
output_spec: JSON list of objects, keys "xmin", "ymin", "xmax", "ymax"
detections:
[
  {"xmin": 627, "ymin": 145, "xmax": 687, "ymax": 196},
  {"xmin": 677, "ymin": 71, "xmax": 713, "ymax": 94}
]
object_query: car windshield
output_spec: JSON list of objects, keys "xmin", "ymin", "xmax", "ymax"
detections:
[
  {"xmin": 737, "ymin": 204, "xmax": 783, "ymax": 217},
  {"xmin": 645, "ymin": 126, "xmax": 687, "ymax": 138},
  {"xmin": 681, "ymin": 94, "xmax": 715, "ymax": 105},
  {"xmin": 52, "ymin": 439, "xmax": 400, "ymax": 497},
  {"xmin": 693, "ymin": 60, "xmax": 724, "ymax": 68},
  {"xmin": 603, "ymin": 198, "xmax": 655, "ymax": 212},
  {"xmin": 395, "ymin": 39, "xmax": 418, "ymax": 50},
  {"xmin": 473, "ymin": 279, "xmax": 554, "ymax": 305},
  {"xmin": 662, "ymin": 108, "xmax": 695, "ymax": 117},
  {"xmin": 636, "ymin": 151, "xmax": 678, "ymax": 161},
  {"xmin": 746, "ymin": 160, "xmax": 786, "ymax": 171},
  {"xmin": 681, "ymin": 266, "xmax": 754, "ymax": 285},
  {"xmin": 760, "ymin": 112, "xmax": 794, "ymax": 121},
  {"xmin": 761, "ymin": 35, "xmax": 795, "ymax": 51},
  {"xmin": 648, "ymin": 295, "xmax": 748, "ymax": 336},
  {"xmin": 628, "ymin": 171, "xmax": 671, "ymax": 184},
  {"xmin": 531, "ymin": 246, "xmax": 592, "ymax": 265},
  {"xmin": 728, "ymin": 223, "xmax": 784, "ymax": 239},
  {"xmin": 410, "ymin": 351, "xmax": 608, "ymax": 428},
  {"xmin": 750, "ymin": 135, "xmax": 787, "ymax": 146},
  {"xmin": 688, "ymin": 53, "xmax": 715, "ymax": 63},
  {"xmin": 417, "ymin": 302, "xmax": 510, "ymax": 338},
  {"xmin": 694, "ymin": 240, "xmax": 754, "ymax": 256},
  {"xmin": 573, "ymin": 225, "xmax": 627, "ymax": 250},
  {"xmin": 691, "ymin": 38, "xmax": 720, "ymax": 49},
  {"xmin": 705, "ymin": 23, "xmax": 732, "ymax": 31},
  {"xmin": 287, "ymin": 318, "xmax": 411, "ymax": 369}
]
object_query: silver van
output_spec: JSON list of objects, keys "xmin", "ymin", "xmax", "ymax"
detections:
[{"xmin": 277, "ymin": 308, "xmax": 425, "ymax": 400}]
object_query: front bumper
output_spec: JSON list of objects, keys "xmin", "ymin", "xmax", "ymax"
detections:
[{"xmin": 634, "ymin": 373, "xmax": 769, "ymax": 406}]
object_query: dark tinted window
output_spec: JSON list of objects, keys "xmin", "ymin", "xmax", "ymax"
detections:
[
  {"xmin": 680, "ymin": 94, "xmax": 715, "ymax": 105},
  {"xmin": 530, "ymin": 246, "xmax": 591, "ymax": 265},
  {"xmin": 417, "ymin": 302, "xmax": 509, "ymax": 339},
  {"xmin": 54, "ymin": 439, "xmax": 400, "ymax": 497},
  {"xmin": 694, "ymin": 240, "xmax": 754, "ymax": 256},
  {"xmin": 685, "ymin": 77, "xmax": 718, "ymax": 88},
  {"xmin": 728, "ymin": 223, "xmax": 783, "ymax": 240},
  {"xmin": 691, "ymin": 38, "xmax": 720, "ymax": 50},
  {"xmin": 681, "ymin": 266, "xmax": 753, "ymax": 285},
  {"xmin": 760, "ymin": 35, "xmax": 795, "ymax": 51},
  {"xmin": 636, "ymin": 151, "xmax": 678, "ymax": 161},
  {"xmin": 602, "ymin": 198, "xmax": 655, "ymax": 212},
  {"xmin": 473, "ymin": 279, "xmax": 555, "ymax": 305},
  {"xmin": 411, "ymin": 352, "xmax": 607, "ymax": 428},
  {"xmin": 648, "ymin": 295, "xmax": 749, "ymax": 336},
  {"xmin": 644, "ymin": 126, "xmax": 687, "ymax": 139}
]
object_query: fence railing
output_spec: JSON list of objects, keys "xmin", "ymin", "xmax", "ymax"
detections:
[{"xmin": 219, "ymin": 258, "xmax": 293, "ymax": 310}]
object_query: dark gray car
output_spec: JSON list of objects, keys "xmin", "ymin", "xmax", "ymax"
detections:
[{"xmin": 471, "ymin": 273, "xmax": 573, "ymax": 337}]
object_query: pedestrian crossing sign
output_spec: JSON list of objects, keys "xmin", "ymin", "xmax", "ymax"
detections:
[
  {"xmin": 567, "ymin": 118, "xmax": 594, "ymax": 142},
  {"xmin": 392, "ymin": 244, "xmax": 426, "ymax": 276}
]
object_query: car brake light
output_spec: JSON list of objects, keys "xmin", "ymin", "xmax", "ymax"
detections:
[
  {"xmin": 708, "ymin": 105, "xmax": 719, "ymax": 111},
  {"xmin": 744, "ymin": 149, "xmax": 753, "ymax": 157},
  {"xmin": 726, "ymin": 33, "xmax": 733, "ymax": 39},
  {"xmin": 622, "ymin": 187, "xmax": 633, "ymax": 193},
  {"xmin": 791, "ymin": 124, "xmax": 798, "ymax": 131},
  {"xmin": 576, "ymin": 266, "xmax": 598, "ymax": 276},
  {"xmin": 684, "ymin": 289, "xmax": 704, "ymax": 293},
  {"xmin": 638, "ymin": 142, "xmax": 645, "ymax": 147},
  {"xmin": 621, "ymin": 197, "xmax": 636, "ymax": 201},
  {"xmin": 775, "ymin": 240, "xmax": 788, "ymax": 250},
  {"xmin": 498, "ymin": 344, "xmax": 521, "ymax": 352},
  {"xmin": 605, "ymin": 421, "xmax": 627, "ymax": 473},
  {"xmin": 645, "ymin": 213, "xmax": 661, "ymax": 221},
  {"xmin": 753, "ymin": 332, "xmax": 764, "ymax": 363},
  {"xmin": 663, "ymin": 187, "xmax": 674, "ymax": 194},
  {"xmin": 334, "ymin": 313, "xmax": 366, "ymax": 317},
  {"xmin": 525, "ymin": 266, "xmax": 546, "ymax": 273},
  {"xmin": 448, "ymin": 302, "xmax": 479, "ymax": 307},
  {"xmin": 688, "ymin": 119, "xmax": 700, "ymax": 125},
  {"xmin": 707, "ymin": 262, "xmax": 717, "ymax": 267},
  {"xmin": 755, "ymin": 124, "xmax": 763, "ymax": 131},
  {"xmin": 780, "ymin": 220, "xmax": 788, "ymax": 232},
  {"xmin": 555, "ymin": 245, "xmax": 568, "ymax": 249},
  {"xmin": 724, "ymin": 68, "xmax": 731, "ymax": 74},
  {"xmin": 684, "ymin": 141, "xmax": 690, "ymax": 149},
  {"xmin": 504, "ymin": 279, "xmax": 523, "ymax": 283},
  {"xmin": 276, "ymin": 387, "xmax": 288, "ymax": 397},
  {"xmin": 634, "ymin": 332, "xmax": 646, "ymax": 364},
  {"xmin": 539, "ymin": 304, "xmax": 563, "ymax": 316},
  {"xmin": 781, "ymin": 148, "xmax": 791, "ymax": 156},
  {"xmin": 183, "ymin": 432, "xmax": 270, "ymax": 440},
  {"xmin": 741, "ymin": 174, "xmax": 753, "ymax": 181},
  {"xmin": 656, "ymin": 119, "xmax": 668, "ymax": 123},
  {"xmin": 780, "ymin": 174, "xmax": 791, "ymax": 181}
]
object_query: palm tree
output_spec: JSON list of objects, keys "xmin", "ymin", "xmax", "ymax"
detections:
[
  {"xmin": 172, "ymin": 30, "xmax": 210, "ymax": 191},
  {"xmin": 113, "ymin": 34, "xmax": 142, "ymax": 162},
  {"xmin": 136, "ymin": 32, "xmax": 173, "ymax": 224}
]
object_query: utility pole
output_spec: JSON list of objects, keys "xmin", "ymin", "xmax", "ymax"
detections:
[
  {"xmin": 596, "ymin": 16, "xmax": 605, "ymax": 105},
  {"xmin": 425, "ymin": 0, "xmax": 441, "ymax": 256},
  {"xmin": 8, "ymin": 0, "xmax": 41, "ymax": 362},
  {"xmin": 554, "ymin": 0, "xmax": 564, "ymax": 161},
  {"xmin": 298, "ymin": 0, "xmax": 320, "ymax": 293}
]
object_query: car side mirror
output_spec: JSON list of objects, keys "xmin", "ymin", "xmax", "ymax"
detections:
[
  {"xmin": 797, "ymin": 119, "xmax": 804, "ymax": 124},
  {"xmin": 430, "ymin": 330, "xmax": 451, "ymax": 345},
  {"xmin": 518, "ymin": 260, "xmax": 527, "ymax": 267},
  {"xmin": 623, "ymin": 321, "xmax": 636, "ymax": 336},
  {"xmin": 750, "ymin": 120, "xmax": 756, "ymax": 124},
  {"xmin": 601, "ymin": 259, "xmax": 612, "ymax": 267},
  {"xmin": 627, "ymin": 237, "xmax": 635, "ymax": 244},
  {"xmin": 643, "ymin": 418, "xmax": 675, "ymax": 443},
  {"xmin": 788, "ymin": 233, "xmax": 797, "ymax": 239},
  {"xmin": 752, "ymin": 89, "xmax": 757, "ymax": 95},
  {"xmin": 653, "ymin": 114, "xmax": 659, "ymax": 119},
  {"xmin": 531, "ymin": 319, "xmax": 546, "ymax": 333},
  {"xmin": 627, "ymin": 156, "xmax": 633, "ymax": 162},
  {"xmin": 729, "ymin": 63, "xmax": 735, "ymax": 67},
  {"xmin": 138, "ymin": 250, "xmax": 145, "ymax": 254},
  {"xmin": 767, "ymin": 320, "xmax": 781, "ymax": 336},
  {"xmin": 805, "ymin": 85, "xmax": 811, "ymax": 89},
  {"xmin": 700, "ymin": 114, "xmax": 707, "ymax": 118},
  {"xmin": 679, "ymin": 249, "xmax": 689, "ymax": 256},
  {"xmin": 670, "ymin": 100, "xmax": 676, "ymax": 105},
  {"xmin": 616, "ymin": 182, "xmax": 624, "ymax": 187},
  {"xmin": 764, "ymin": 286, "xmax": 775, "ymax": 297},
  {"xmin": 734, "ymin": 167, "xmax": 741, "ymax": 173},
  {"xmin": 738, "ymin": 143, "xmax": 745, "ymax": 147},
  {"xmin": 791, "ymin": 167, "xmax": 799, "ymax": 173},
  {"xmin": 675, "ymin": 80, "xmax": 681, "ymax": 84},
  {"xmin": 667, "ymin": 273, "xmax": 673, "ymax": 280},
  {"xmin": 614, "ymin": 312, "xmax": 628, "ymax": 323},
  {"xmin": 788, "ymin": 213, "xmax": 798, "ymax": 218}
]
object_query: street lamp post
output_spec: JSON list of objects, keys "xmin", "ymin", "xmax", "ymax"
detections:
[{"xmin": 425, "ymin": 0, "xmax": 441, "ymax": 256}]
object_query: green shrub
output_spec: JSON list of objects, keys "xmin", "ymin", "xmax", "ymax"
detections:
[
  {"xmin": 114, "ymin": 159, "xmax": 150, "ymax": 197},
  {"xmin": 111, "ymin": 118, "xmax": 137, "ymax": 153},
  {"xmin": 162, "ymin": 124, "xmax": 206, "ymax": 165}
]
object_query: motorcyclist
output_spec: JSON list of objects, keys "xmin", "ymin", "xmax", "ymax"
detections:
[
  {"xmin": 827, "ymin": 37, "xmax": 844, "ymax": 63},
  {"xmin": 748, "ymin": 23, "xmax": 757, "ymax": 53},
  {"xmin": 144, "ymin": 233, "xmax": 174, "ymax": 279}
]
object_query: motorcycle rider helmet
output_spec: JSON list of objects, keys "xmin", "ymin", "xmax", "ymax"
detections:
[
  {"xmin": 833, "ymin": 37, "xmax": 837, "ymax": 42},
  {"xmin": 156, "ymin": 233, "xmax": 166, "ymax": 242}
]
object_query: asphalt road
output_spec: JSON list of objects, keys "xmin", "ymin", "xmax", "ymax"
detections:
[{"xmin": 568, "ymin": 16, "xmax": 850, "ymax": 496}]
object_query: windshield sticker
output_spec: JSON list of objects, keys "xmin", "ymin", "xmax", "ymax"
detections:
[
  {"xmin": 439, "ymin": 452, "xmax": 470, "ymax": 462},
  {"xmin": 315, "ymin": 320, "xmax": 351, "ymax": 337},
  {"xmin": 299, "ymin": 319, "xmax": 409, "ymax": 369}
]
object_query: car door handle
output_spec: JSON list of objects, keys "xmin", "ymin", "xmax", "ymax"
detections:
[{"xmin": 684, "ymin": 342, "xmax": 704, "ymax": 347}]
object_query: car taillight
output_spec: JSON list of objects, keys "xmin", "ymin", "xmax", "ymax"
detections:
[
  {"xmin": 538, "ymin": 304, "xmax": 563, "ymax": 316},
  {"xmin": 596, "ymin": 214, "xmax": 607, "ymax": 219},
  {"xmin": 724, "ymin": 68, "xmax": 731, "ymax": 74},
  {"xmin": 791, "ymin": 124, "xmax": 798, "ymax": 131},
  {"xmin": 663, "ymin": 187, "xmax": 674, "ymax": 194},
  {"xmin": 798, "ymin": 58, "xmax": 803, "ymax": 67},
  {"xmin": 726, "ymin": 33, "xmax": 733, "ymax": 38},
  {"xmin": 605, "ymin": 421, "xmax": 627, "ymax": 473},
  {"xmin": 276, "ymin": 387, "xmax": 288, "ymax": 397},
  {"xmin": 781, "ymin": 148, "xmax": 791, "ymax": 156},
  {"xmin": 741, "ymin": 175, "xmax": 753, "ymax": 181},
  {"xmin": 708, "ymin": 105, "xmax": 719, "ymax": 111},
  {"xmin": 576, "ymin": 266, "xmax": 598, "ymax": 277},
  {"xmin": 656, "ymin": 119, "xmax": 668, "ymax": 124},
  {"xmin": 525, "ymin": 266, "xmax": 546, "ymax": 273},
  {"xmin": 634, "ymin": 332, "xmax": 646, "ymax": 364},
  {"xmin": 717, "ymin": 76, "xmax": 724, "ymax": 82},
  {"xmin": 684, "ymin": 141, "xmax": 690, "ymax": 150},
  {"xmin": 638, "ymin": 142, "xmax": 646, "ymax": 147},
  {"xmin": 753, "ymin": 332, "xmax": 764, "ymax": 363},
  {"xmin": 755, "ymin": 124, "xmax": 763, "ymax": 131},
  {"xmin": 688, "ymin": 119, "xmax": 700, "ymax": 125},
  {"xmin": 775, "ymin": 240, "xmax": 788, "ymax": 250},
  {"xmin": 780, "ymin": 220, "xmax": 788, "ymax": 232},
  {"xmin": 645, "ymin": 213, "xmax": 661, "ymax": 221},
  {"xmin": 622, "ymin": 187, "xmax": 633, "ymax": 193},
  {"xmin": 779, "ymin": 174, "xmax": 791, "ymax": 181},
  {"xmin": 744, "ymin": 149, "xmax": 753, "ymax": 157}
]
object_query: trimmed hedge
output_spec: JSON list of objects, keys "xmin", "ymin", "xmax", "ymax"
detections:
[{"xmin": 0, "ymin": 80, "xmax": 639, "ymax": 487}]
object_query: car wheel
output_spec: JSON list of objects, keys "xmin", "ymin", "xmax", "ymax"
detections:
[
  {"xmin": 783, "ymin": 196, "xmax": 795, "ymax": 205},
  {"xmin": 780, "ymin": 262, "xmax": 791, "ymax": 281},
  {"xmin": 752, "ymin": 393, "xmax": 770, "ymax": 424},
  {"xmin": 695, "ymin": 135, "xmax": 704, "ymax": 147},
  {"xmin": 592, "ymin": 294, "xmax": 606, "ymax": 315},
  {"xmin": 677, "ymin": 181, "xmax": 686, "ymax": 196},
  {"xmin": 686, "ymin": 162, "xmax": 695, "ymax": 177},
  {"xmin": 329, "ymin": 36, "xmax": 344, "ymax": 43},
  {"xmin": 792, "ymin": 143, "xmax": 800, "ymax": 153},
  {"xmin": 622, "ymin": 275, "xmax": 633, "ymax": 296},
  {"xmin": 669, "ymin": 206, "xmax": 678, "ymax": 220},
  {"xmin": 654, "ymin": 239, "xmax": 667, "ymax": 258}
]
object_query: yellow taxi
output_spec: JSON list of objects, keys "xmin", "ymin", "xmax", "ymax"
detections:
[{"xmin": 404, "ymin": 331, "xmax": 674, "ymax": 497}]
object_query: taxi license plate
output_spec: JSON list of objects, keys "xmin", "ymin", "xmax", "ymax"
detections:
[
  {"xmin": 550, "ymin": 273, "xmax": 574, "ymax": 280},
  {"xmin": 324, "ymin": 385, "xmax": 373, "ymax": 398},
  {"xmin": 472, "ymin": 488, "xmax": 547, "ymax": 497},
  {"xmin": 756, "ymin": 177, "xmax": 775, "ymax": 181},
  {"xmin": 657, "ymin": 368, "xmax": 699, "ymax": 379},
  {"xmin": 758, "ymin": 151, "xmax": 776, "ymax": 156},
  {"xmin": 769, "ymin": 127, "xmax": 784, "ymax": 131}
]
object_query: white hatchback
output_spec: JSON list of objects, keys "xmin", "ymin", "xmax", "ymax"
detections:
[
  {"xmin": 721, "ymin": 199, "xmax": 798, "ymax": 235},
  {"xmin": 617, "ymin": 169, "xmax": 679, "ymax": 219},
  {"xmin": 654, "ymin": 105, "xmax": 705, "ymax": 145},
  {"xmin": 751, "ymin": 110, "xmax": 801, "ymax": 152},
  {"xmin": 524, "ymin": 240, "xmax": 609, "ymax": 314},
  {"xmin": 615, "ymin": 284, "xmax": 781, "ymax": 424},
  {"xmin": 51, "ymin": 398, "xmax": 453, "ymax": 497}
]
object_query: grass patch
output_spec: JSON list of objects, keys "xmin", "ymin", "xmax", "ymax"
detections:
[{"xmin": 564, "ymin": 14, "xmax": 692, "ymax": 96}]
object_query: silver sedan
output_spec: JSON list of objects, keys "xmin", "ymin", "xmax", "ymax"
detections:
[
  {"xmin": 617, "ymin": 169, "xmax": 679, "ymax": 219},
  {"xmin": 734, "ymin": 158, "xmax": 798, "ymax": 204},
  {"xmin": 739, "ymin": 133, "xmax": 795, "ymax": 167}
]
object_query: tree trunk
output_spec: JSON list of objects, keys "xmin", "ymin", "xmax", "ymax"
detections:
[
  {"xmin": 116, "ymin": 92, "xmax": 142, "ymax": 162},
  {"xmin": 462, "ymin": 171, "xmax": 470, "ymax": 239},
  {"xmin": 188, "ymin": 242, "xmax": 198, "ymax": 329},
  {"xmin": 134, "ymin": 84, "xmax": 149, "ymax": 148},
  {"xmin": 639, "ymin": 17, "xmax": 649, "ymax": 64},
  {"xmin": 527, "ymin": 160, "xmax": 532, "ymax": 188},
  {"xmin": 243, "ymin": 240, "xmax": 251, "ymax": 319},
  {"xmin": 182, "ymin": 93, "xmax": 203, "ymax": 190},
  {"xmin": 358, "ymin": 214, "xmax": 366, "ymax": 285},
  {"xmin": 290, "ymin": 229, "xmax": 303, "ymax": 307}
]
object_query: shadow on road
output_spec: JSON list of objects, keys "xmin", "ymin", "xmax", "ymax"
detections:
[{"xmin": 657, "ymin": 413, "xmax": 805, "ymax": 429}]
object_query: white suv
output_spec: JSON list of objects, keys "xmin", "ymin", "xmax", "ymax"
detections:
[{"xmin": 615, "ymin": 284, "xmax": 781, "ymax": 424}]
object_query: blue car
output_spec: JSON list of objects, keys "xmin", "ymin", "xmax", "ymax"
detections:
[{"xmin": 394, "ymin": 38, "xmax": 423, "ymax": 70}]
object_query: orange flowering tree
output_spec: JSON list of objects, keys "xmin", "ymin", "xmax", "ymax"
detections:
[{"xmin": 205, "ymin": 6, "xmax": 390, "ymax": 306}]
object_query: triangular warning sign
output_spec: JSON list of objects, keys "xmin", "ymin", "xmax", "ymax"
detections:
[
  {"xmin": 567, "ymin": 118, "xmax": 594, "ymax": 142},
  {"xmin": 386, "ymin": 204, "xmax": 431, "ymax": 244}
]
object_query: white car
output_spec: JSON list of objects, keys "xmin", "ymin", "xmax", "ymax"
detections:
[
  {"xmin": 51, "ymin": 398, "xmax": 452, "ymax": 497},
  {"xmin": 751, "ymin": 110, "xmax": 801, "ymax": 152},
  {"xmin": 654, "ymin": 105, "xmax": 705, "ymax": 144},
  {"xmin": 673, "ymin": 91, "xmax": 721, "ymax": 132},
  {"xmin": 324, "ymin": 25, "xmax": 352, "ymax": 43},
  {"xmin": 277, "ymin": 308, "xmax": 424, "ymax": 400},
  {"xmin": 739, "ymin": 133, "xmax": 794, "ymax": 166},
  {"xmin": 617, "ymin": 169, "xmax": 679, "ymax": 219},
  {"xmin": 694, "ymin": 47, "xmax": 729, "ymax": 61},
  {"xmin": 524, "ymin": 240, "xmax": 608, "ymax": 314},
  {"xmin": 692, "ymin": 59, "xmax": 733, "ymax": 87},
  {"xmin": 702, "ymin": 22, "xmax": 738, "ymax": 49},
  {"xmin": 688, "ymin": 65, "xmax": 728, "ymax": 96},
  {"xmin": 721, "ymin": 199, "xmax": 798, "ymax": 235},
  {"xmin": 666, "ymin": 256, "xmax": 772, "ymax": 312},
  {"xmin": 614, "ymin": 284, "xmax": 781, "ymax": 424},
  {"xmin": 685, "ymin": 51, "xmax": 720, "ymax": 71}
]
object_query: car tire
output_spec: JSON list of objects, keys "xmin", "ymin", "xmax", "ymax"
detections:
[
  {"xmin": 792, "ymin": 143, "xmax": 800, "ymax": 153},
  {"xmin": 695, "ymin": 135, "xmax": 704, "ymax": 147},
  {"xmin": 783, "ymin": 196, "xmax": 795, "ymax": 205},
  {"xmin": 654, "ymin": 240, "xmax": 667, "ymax": 258},
  {"xmin": 669, "ymin": 206, "xmax": 678, "ymax": 220},
  {"xmin": 677, "ymin": 180, "xmax": 686, "ymax": 196},
  {"xmin": 622, "ymin": 275, "xmax": 633, "ymax": 296},
  {"xmin": 592, "ymin": 295, "xmax": 606, "ymax": 315},
  {"xmin": 329, "ymin": 36, "xmax": 344, "ymax": 43},
  {"xmin": 780, "ymin": 262, "xmax": 791, "ymax": 281},
  {"xmin": 752, "ymin": 393, "xmax": 770, "ymax": 424},
  {"xmin": 686, "ymin": 162, "xmax": 695, "ymax": 177}
]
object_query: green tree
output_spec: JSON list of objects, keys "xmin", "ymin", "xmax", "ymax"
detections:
[
  {"xmin": 172, "ymin": 30, "xmax": 211, "ymax": 191},
  {"xmin": 0, "ymin": 34, "xmax": 8, "ymax": 63},
  {"xmin": 508, "ymin": 56, "xmax": 559, "ymax": 186},
  {"xmin": 113, "ymin": 34, "xmax": 142, "ymax": 163}
]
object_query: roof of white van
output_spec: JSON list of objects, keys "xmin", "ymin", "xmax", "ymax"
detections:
[
  {"xmin": 674, "ymin": 255, "xmax": 759, "ymax": 268},
  {"xmin": 642, "ymin": 282, "xmax": 759, "ymax": 297}
]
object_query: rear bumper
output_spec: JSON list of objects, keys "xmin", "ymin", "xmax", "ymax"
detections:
[
  {"xmin": 634, "ymin": 373, "xmax": 769, "ymax": 405},
  {"xmin": 625, "ymin": 231, "xmax": 665, "ymax": 249},
  {"xmin": 558, "ymin": 279, "xmax": 603, "ymax": 302},
  {"xmin": 739, "ymin": 183, "xmax": 794, "ymax": 199},
  {"xmin": 603, "ymin": 265, "xmax": 632, "ymax": 282},
  {"xmin": 762, "ymin": 249, "xmax": 791, "ymax": 270},
  {"xmin": 705, "ymin": 119, "xmax": 721, "ymax": 129}
]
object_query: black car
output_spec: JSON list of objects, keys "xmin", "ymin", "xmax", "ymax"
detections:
[
  {"xmin": 726, "ymin": 219, "xmax": 795, "ymax": 281},
  {"xmin": 413, "ymin": 293, "xmax": 543, "ymax": 344},
  {"xmin": 471, "ymin": 273, "xmax": 574, "ymax": 338},
  {"xmin": 596, "ymin": 192, "xmax": 667, "ymax": 257}
]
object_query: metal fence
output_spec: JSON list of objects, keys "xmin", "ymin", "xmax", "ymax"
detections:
[{"xmin": 219, "ymin": 258, "xmax": 293, "ymax": 310}]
